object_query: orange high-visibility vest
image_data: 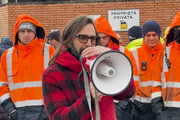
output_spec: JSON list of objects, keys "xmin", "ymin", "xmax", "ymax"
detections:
[
  {"xmin": 162, "ymin": 42, "xmax": 180, "ymax": 108},
  {"xmin": 132, "ymin": 41, "xmax": 164, "ymax": 103},
  {"xmin": 0, "ymin": 43, "xmax": 54, "ymax": 107},
  {"xmin": 119, "ymin": 46, "xmax": 139, "ymax": 94}
]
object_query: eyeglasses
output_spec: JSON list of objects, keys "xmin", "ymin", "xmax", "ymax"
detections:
[
  {"xmin": 75, "ymin": 34, "xmax": 99, "ymax": 44},
  {"xmin": 48, "ymin": 38, "xmax": 54, "ymax": 42}
]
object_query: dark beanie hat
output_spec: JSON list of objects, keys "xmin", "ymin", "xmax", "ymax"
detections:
[
  {"xmin": 128, "ymin": 26, "xmax": 142, "ymax": 42},
  {"xmin": 142, "ymin": 20, "xmax": 161, "ymax": 38},
  {"xmin": 47, "ymin": 31, "xmax": 60, "ymax": 42}
]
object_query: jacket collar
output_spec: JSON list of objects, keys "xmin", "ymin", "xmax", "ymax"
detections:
[
  {"xmin": 142, "ymin": 40, "xmax": 164, "ymax": 52},
  {"xmin": 56, "ymin": 51, "xmax": 82, "ymax": 73},
  {"xmin": 16, "ymin": 37, "xmax": 40, "ymax": 51},
  {"xmin": 169, "ymin": 41, "xmax": 180, "ymax": 50}
]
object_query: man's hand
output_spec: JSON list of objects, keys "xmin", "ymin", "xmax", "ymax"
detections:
[
  {"xmin": 89, "ymin": 82, "xmax": 104, "ymax": 101},
  {"xmin": 9, "ymin": 109, "xmax": 17, "ymax": 120},
  {"xmin": 82, "ymin": 46, "xmax": 111, "ymax": 58}
]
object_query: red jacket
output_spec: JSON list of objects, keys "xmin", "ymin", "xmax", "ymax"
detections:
[{"xmin": 42, "ymin": 51, "xmax": 135, "ymax": 120}]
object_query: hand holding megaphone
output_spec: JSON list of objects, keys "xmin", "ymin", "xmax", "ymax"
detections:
[
  {"xmin": 81, "ymin": 46, "xmax": 111, "ymax": 58},
  {"xmin": 90, "ymin": 82, "xmax": 104, "ymax": 101},
  {"xmin": 80, "ymin": 47, "xmax": 133, "ymax": 120}
]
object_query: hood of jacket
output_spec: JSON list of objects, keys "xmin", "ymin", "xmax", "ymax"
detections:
[
  {"xmin": 94, "ymin": 17, "xmax": 120, "ymax": 49},
  {"xmin": 166, "ymin": 11, "xmax": 180, "ymax": 46},
  {"xmin": 13, "ymin": 14, "xmax": 46, "ymax": 46}
]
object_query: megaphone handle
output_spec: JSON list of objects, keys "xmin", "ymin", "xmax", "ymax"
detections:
[
  {"xmin": 95, "ymin": 90, "xmax": 100, "ymax": 120},
  {"xmin": 82, "ymin": 67, "xmax": 94, "ymax": 120}
]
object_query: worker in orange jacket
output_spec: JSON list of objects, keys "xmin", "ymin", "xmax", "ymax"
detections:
[
  {"xmin": 0, "ymin": 14, "xmax": 55, "ymax": 120},
  {"xmin": 94, "ymin": 16, "xmax": 138, "ymax": 120},
  {"xmin": 131, "ymin": 20, "xmax": 165, "ymax": 120},
  {"xmin": 161, "ymin": 11, "xmax": 180, "ymax": 120}
]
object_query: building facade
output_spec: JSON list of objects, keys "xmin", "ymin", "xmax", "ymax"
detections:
[{"xmin": 0, "ymin": 0, "xmax": 178, "ymax": 46}]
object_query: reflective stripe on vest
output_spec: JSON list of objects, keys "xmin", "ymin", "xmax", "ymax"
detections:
[
  {"xmin": 135, "ymin": 95, "xmax": 151, "ymax": 103},
  {"xmin": 11, "ymin": 81, "xmax": 42, "ymax": 91},
  {"xmin": 15, "ymin": 100, "xmax": 43, "ymax": 108},
  {"xmin": 7, "ymin": 48, "xmax": 13, "ymax": 91},
  {"xmin": 133, "ymin": 76, "xmax": 139, "ymax": 82},
  {"xmin": 44, "ymin": 43, "xmax": 49, "ymax": 69},
  {"xmin": 6, "ymin": 44, "xmax": 50, "ymax": 107},
  {"xmin": 152, "ymin": 91, "xmax": 162, "ymax": 99},
  {"xmin": 165, "ymin": 82, "xmax": 180, "ymax": 88},
  {"xmin": 119, "ymin": 46, "xmax": 125, "ymax": 53},
  {"xmin": 140, "ymin": 81, "xmax": 161, "ymax": 87},
  {"xmin": 132, "ymin": 49, "xmax": 139, "ymax": 72},
  {"xmin": 135, "ymin": 92, "xmax": 162, "ymax": 103},
  {"xmin": 164, "ymin": 101, "xmax": 180, "ymax": 108},
  {"xmin": 119, "ymin": 46, "xmax": 139, "ymax": 82},
  {"xmin": 132, "ymin": 49, "xmax": 140, "ymax": 83},
  {"xmin": 0, "ymin": 93, "xmax": 11, "ymax": 103},
  {"xmin": 161, "ymin": 46, "xmax": 171, "ymax": 89}
]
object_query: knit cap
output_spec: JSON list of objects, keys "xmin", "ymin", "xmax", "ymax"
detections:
[
  {"xmin": 142, "ymin": 20, "xmax": 161, "ymax": 38},
  {"xmin": 128, "ymin": 26, "xmax": 142, "ymax": 42},
  {"xmin": 47, "ymin": 31, "xmax": 60, "ymax": 42},
  {"xmin": 18, "ymin": 22, "xmax": 37, "ymax": 34}
]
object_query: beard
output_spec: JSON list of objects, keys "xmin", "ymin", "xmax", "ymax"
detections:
[{"xmin": 70, "ymin": 43, "xmax": 86, "ymax": 61}]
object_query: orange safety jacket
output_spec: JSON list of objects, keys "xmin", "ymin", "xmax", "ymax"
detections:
[
  {"xmin": 0, "ymin": 14, "xmax": 55, "ymax": 108},
  {"xmin": 119, "ymin": 46, "xmax": 139, "ymax": 93},
  {"xmin": 162, "ymin": 11, "xmax": 180, "ymax": 108},
  {"xmin": 132, "ymin": 41, "xmax": 164, "ymax": 103}
]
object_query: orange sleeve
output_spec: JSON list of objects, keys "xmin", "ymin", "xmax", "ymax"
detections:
[
  {"xmin": 49, "ymin": 45, "xmax": 55, "ymax": 58},
  {"xmin": 124, "ymin": 49, "xmax": 139, "ymax": 97},
  {"xmin": 0, "ymin": 50, "xmax": 10, "ymax": 98}
]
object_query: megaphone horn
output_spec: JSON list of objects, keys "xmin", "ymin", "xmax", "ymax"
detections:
[
  {"xmin": 96, "ymin": 61, "xmax": 115, "ymax": 77},
  {"xmin": 82, "ymin": 50, "xmax": 133, "ymax": 96}
]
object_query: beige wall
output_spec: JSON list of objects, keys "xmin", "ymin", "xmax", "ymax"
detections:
[{"xmin": 0, "ymin": 0, "xmax": 179, "ymax": 46}]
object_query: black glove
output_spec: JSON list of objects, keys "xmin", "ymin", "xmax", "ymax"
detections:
[
  {"xmin": 9, "ymin": 109, "xmax": 17, "ymax": 120},
  {"xmin": 1, "ymin": 98, "xmax": 17, "ymax": 120},
  {"xmin": 151, "ymin": 97, "xmax": 164, "ymax": 115}
]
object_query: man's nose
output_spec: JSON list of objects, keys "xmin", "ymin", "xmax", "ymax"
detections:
[
  {"xmin": 24, "ymin": 31, "xmax": 28, "ymax": 36},
  {"xmin": 85, "ymin": 38, "xmax": 92, "ymax": 46},
  {"xmin": 149, "ymin": 35, "xmax": 154, "ymax": 40}
]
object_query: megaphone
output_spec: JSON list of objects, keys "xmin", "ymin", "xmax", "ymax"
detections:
[{"xmin": 82, "ymin": 50, "xmax": 133, "ymax": 96}]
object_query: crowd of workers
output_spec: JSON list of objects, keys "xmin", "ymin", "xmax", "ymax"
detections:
[{"xmin": 0, "ymin": 10, "xmax": 179, "ymax": 120}]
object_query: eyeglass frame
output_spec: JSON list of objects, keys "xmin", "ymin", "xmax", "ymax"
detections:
[{"xmin": 75, "ymin": 34, "xmax": 100, "ymax": 44}]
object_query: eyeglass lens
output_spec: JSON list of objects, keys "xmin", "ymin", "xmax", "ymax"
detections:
[{"xmin": 76, "ymin": 35, "xmax": 98, "ymax": 44}]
